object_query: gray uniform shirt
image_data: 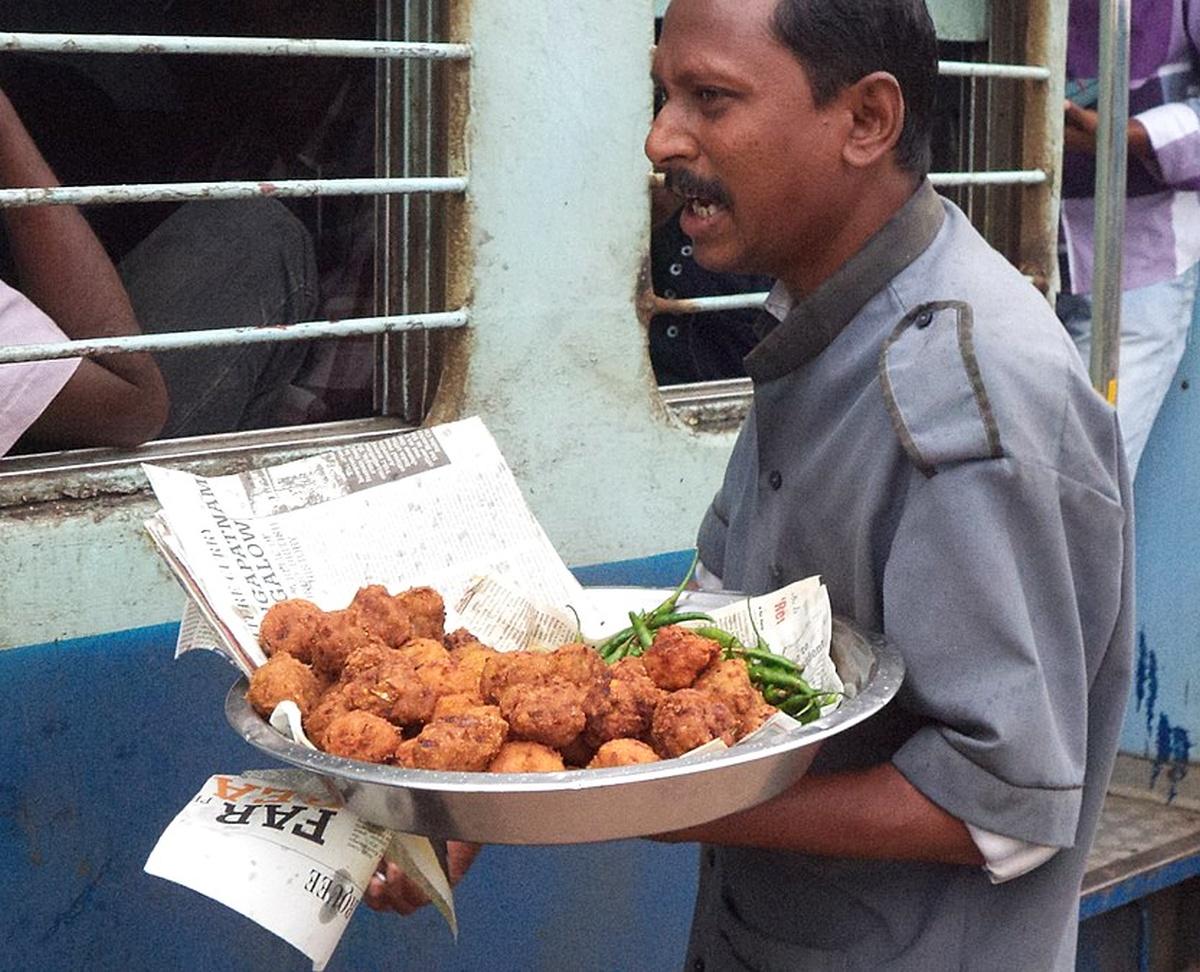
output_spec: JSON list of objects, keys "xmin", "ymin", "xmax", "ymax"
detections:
[{"xmin": 689, "ymin": 183, "xmax": 1134, "ymax": 971}]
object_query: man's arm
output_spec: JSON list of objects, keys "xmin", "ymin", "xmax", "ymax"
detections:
[
  {"xmin": 656, "ymin": 762, "xmax": 984, "ymax": 865},
  {"xmin": 0, "ymin": 89, "xmax": 168, "ymax": 450}
]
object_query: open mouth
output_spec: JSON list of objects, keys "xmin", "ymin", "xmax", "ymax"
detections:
[
  {"xmin": 666, "ymin": 169, "xmax": 731, "ymax": 223},
  {"xmin": 685, "ymin": 197, "xmax": 724, "ymax": 219}
]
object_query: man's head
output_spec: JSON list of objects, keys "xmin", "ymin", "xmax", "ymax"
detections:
[{"xmin": 646, "ymin": 0, "xmax": 938, "ymax": 294}]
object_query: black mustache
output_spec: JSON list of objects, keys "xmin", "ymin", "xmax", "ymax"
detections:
[{"xmin": 664, "ymin": 169, "xmax": 732, "ymax": 208}]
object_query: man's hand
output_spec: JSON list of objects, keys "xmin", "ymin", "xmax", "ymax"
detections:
[
  {"xmin": 1063, "ymin": 99, "xmax": 1154, "ymax": 163},
  {"xmin": 363, "ymin": 840, "xmax": 481, "ymax": 915}
]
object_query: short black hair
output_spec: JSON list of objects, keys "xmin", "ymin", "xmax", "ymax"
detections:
[{"xmin": 770, "ymin": 0, "xmax": 938, "ymax": 177}]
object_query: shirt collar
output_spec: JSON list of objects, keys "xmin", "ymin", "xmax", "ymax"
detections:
[{"xmin": 744, "ymin": 180, "xmax": 946, "ymax": 384}]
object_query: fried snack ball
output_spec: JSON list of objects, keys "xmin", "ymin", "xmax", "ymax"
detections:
[
  {"xmin": 259, "ymin": 598, "xmax": 324, "ymax": 664},
  {"xmin": 584, "ymin": 661, "xmax": 664, "ymax": 748},
  {"xmin": 310, "ymin": 609, "xmax": 386, "ymax": 679},
  {"xmin": 479, "ymin": 651, "xmax": 554, "ymax": 703},
  {"xmin": 338, "ymin": 642, "xmax": 402, "ymax": 682},
  {"xmin": 449, "ymin": 643, "xmax": 497, "ymax": 688},
  {"xmin": 247, "ymin": 652, "xmax": 323, "ymax": 719},
  {"xmin": 394, "ymin": 586, "xmax": 445, "ymax": 640},
  {"xmin": 349, "ymin": 584, "xmax": 414, "ymax": 649},
  {"xmin": 415, "ymin": 657, "xmax": 486, "ymax": 703},
  {"xmin": 740, "ymin": 699, "xmax": 778, "ymax": 736},
  {"xmin": 588, "ymin": 738, "xmax": 661, "ymax": 768},
  {"xmin": 341, "ymin": 657, "xmax": 437, "ymax": 727},
  {"xmin": 398, "ymin": 637, "xmax": 451, "ymax": 669},
  {"xmin": 642, "ymin": 625, "xmax": 722, "ymax": 691},
  {"xmin": 499, "ymin": 678, "xmax": 587, "ymax": 749},
  {"xmin": 548, "ymin": 642, "xmax": 609, "ymax": 686},
  {"xmin": 394, "ymin": 710, "xmax": 508, "ymax": 772},
  {"xmin": 444, "ymin": 627, "xmax": 483, "ymax": 652},
  {"xmin": 694, "ymin": 658, "xmax": 767, "ymax": 738},
  {"xmin": 305, "ymin": 687, "xmax": 353, "ymax": 749},
  {"xmin": 488, "ymin": 741, "xmax": 566, "ymax": 773},
  {"xmin": 432, "ymin": 692, "xmax": 491, "ymax": 720},
  {"xmin": 323, "ymin": 710, "xmax": 402, "ymax": 764},
  {"xmin": 649, "ymin": 688, "xmax": 739, "ymax": 759}
]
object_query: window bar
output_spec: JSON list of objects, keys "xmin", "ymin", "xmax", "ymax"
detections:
[
  {"xmin": 654, "ymin": 294, "xmax": 770, "ymax": 315},
  {"xmin": 0, "ymin": 31, "xmax": 469, "ymax": 61},
  {"xmin": 938, "ymin": 61, "xmax": 1050, "ymax": 81},
  {"xmin": 0, "ymin": 311, "xmax": 470, "ymax": 365},
  {"xmin": 0, "ymin": 176, "xmax": 466, "ymax": 209}
]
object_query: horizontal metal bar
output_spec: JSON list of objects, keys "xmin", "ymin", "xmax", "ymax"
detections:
[
  {"xmin": 0, "ymin": 311, "xmax": 469, "ymax": 364},
  {"xmin": 650, "ymin": 169, "xmax": 1048, "ymax": 190},
  {"xmin": 0, "ymin": 31, "xmax": 470, "ymax": 61},
  {"xmin": 0, "ymin": 176, "xmax": 467, "ymax": 209},
  {"xmin": 938, "ymin": 60, "xmax": 1051, "ymax": 81},
  {"xmin": 929, "ymin": 169, "xmax": 1048, "ymax": 186},
  {"xmin": 654, "ymin": 293, "xmax": 768, "ymax": 315}
]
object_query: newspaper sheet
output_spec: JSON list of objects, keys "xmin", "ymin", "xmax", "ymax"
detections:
[
  {"xmin": 145, "ymin": 770, "xmax": 390, "ymax": 971},
  {"xmin": 143, "ymin": 417, "xmax": 585, "ymax": 672}
]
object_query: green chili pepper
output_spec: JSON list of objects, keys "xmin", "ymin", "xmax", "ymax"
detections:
[
  {"xmin": 649, "ymin": 611, "xmax": 714, "ymax": 628},
  {"xmin": 630, "ymin": 610, "xmax": 654, "ymax": 652}
]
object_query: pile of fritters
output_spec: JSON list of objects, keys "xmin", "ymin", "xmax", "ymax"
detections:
[{"xmin": 246, "ymin": 585, "xmax": 777, "ymax": 772}]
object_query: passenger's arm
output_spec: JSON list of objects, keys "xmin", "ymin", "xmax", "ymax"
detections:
[{"xmin": 0, "ymin": 89, "xmax": 168, "ymax": 449}]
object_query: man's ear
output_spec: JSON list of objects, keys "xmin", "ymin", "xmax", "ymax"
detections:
[{"xmin": 841, "ymin": 71, "xmax": 906, "ymax": 169}]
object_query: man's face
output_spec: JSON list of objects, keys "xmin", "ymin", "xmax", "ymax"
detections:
[{"xmin": 647, "ymin": 0, "xmax": 851, "ymax": 287}]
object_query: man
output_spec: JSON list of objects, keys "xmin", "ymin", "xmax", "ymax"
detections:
[
  {"xmin": 1058, "ymin": 0, "xmax": 1200, "ymax": 478},
  {"xmin": 0, "ymin": 88, "xmax": 167, "ymax": 454},
  {"xmin": 369, "ymin": 2, "xmax": 1133, "ymax": 967},
  {"xmin": 648, "ymin": 0, "xmax": 1132, "ymax": 968}
]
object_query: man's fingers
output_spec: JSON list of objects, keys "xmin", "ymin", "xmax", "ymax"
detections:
[{"xmin": 363, "ymin": 862, "xmax": 433, "ymax": 915}]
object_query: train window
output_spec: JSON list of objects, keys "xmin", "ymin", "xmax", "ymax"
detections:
[{"xmin": 0, "ymin": 2, "xmax": 464, "ymax": 480}]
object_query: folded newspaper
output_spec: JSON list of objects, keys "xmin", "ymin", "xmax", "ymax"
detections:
[{"xmin": 142, "ymin": 416, "xmax": 838, "ymax": 969}]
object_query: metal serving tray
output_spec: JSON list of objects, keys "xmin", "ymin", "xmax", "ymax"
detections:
[{"xmin": 225, "ymin": 588, "xmax": 904, "ymax": 845}]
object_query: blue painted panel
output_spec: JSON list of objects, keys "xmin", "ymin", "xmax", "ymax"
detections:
[
  {"xmin": 0, "ymin": 620, "xmax": 698, "ymax": 970},
  {"xmin": 571, "ymin": 548, "xmax": 696, "ymax": 589},
  {"xmin": 1119, "ymin": 302, "xmax": 1200, "ymax": 777}
]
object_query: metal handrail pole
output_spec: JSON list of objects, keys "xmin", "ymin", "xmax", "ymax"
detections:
[{"xmin": 1090, "ymin": 0, "xmax": 1131, "ymax": 401}]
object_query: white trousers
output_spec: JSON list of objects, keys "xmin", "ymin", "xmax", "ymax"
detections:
[{"xmin": 1057, "ymin": 263, "xmax": 1199, "ymax": 479}]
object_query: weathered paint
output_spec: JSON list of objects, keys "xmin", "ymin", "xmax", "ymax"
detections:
[
  {"xmin": 1118, "ymin": 302, "xmax": 1200, "ymax": 773},
  {"xmin": 427, "ymin": 0, "xmax": 738, "ymax": 566}
]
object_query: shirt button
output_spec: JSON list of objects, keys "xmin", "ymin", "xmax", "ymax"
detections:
[
  {"xmin": 681, "ymin": 244, "xmax": 694, "ymax": 257},
  {"xmin": 669, "ymin": 262, "xmax": 684, "ymax": 276},
  {"xmin": 692, "ymin": 959, "xmax": 705, "ymax": 972},
  {"xmin": 666, "ymin": 324, "xmax": 680, "ymax": 339},
  {"xmin": 768, "ymin": 470, "xmax": 783, "ymax": 490},
  {"xmin": 705, "ymin": 847, "xmax": 717, "ymax": 867},
  {"xmin": 664, "ymin": 288, "xmax": 677, "ymax": 299}
]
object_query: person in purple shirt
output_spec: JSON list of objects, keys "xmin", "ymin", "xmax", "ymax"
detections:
[{"xmin": 1059, "ymin": 0, "xmax": 1200, "ymax": 477}]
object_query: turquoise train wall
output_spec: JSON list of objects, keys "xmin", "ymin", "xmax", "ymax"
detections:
[{"xmin": 1118, "ymin": 300, "xmax": 1200, "ymax": 793}]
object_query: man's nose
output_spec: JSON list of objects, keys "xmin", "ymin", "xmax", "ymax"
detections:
[{"xmin": 645, "ymin": 102, "xmax": 695, "ymax": 167}]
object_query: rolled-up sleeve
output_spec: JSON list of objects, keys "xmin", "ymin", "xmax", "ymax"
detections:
[
  {"xmin": 0, "ymin": 280, "xmax": 80, "ymax": 456},
  {"xmin": 1135, "ymin": 100, "xmax": 1200, "ymax": 190},
  {"xmin": 885, "ymin": 456, "xmax": 1126, "ymax": 847}
]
